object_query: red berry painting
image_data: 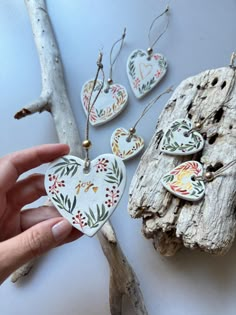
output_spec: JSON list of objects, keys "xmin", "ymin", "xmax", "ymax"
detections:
[{"xmin": 45, "ymin": 154, "xmax": 126, "ymax": 237}]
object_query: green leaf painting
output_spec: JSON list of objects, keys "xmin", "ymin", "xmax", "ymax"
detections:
[
  {"xmin": 163, "ymin": 174, "xmax": 174, "ymax": 183},
  {"xmin": 105, "ymin": 159, "xmax": 123, "ymax": 186},
  {"xmin": 52, "ymin": 193, "xmax": 77, "ymax": 214},
  {"xmin": 128, "ymin": 50, "xmax": 146, "ymax": 79},
  {"xmin": 191, "ymin": 180, "xmax": 204, "ymax": 196},
  {"xmin": 85, "ymin": 204, "xmax": 109, "ymax": 229},
  {"xmin": 162, "ymin": 119, "xmax": 203, "ymax": 153},
  {"xmin": 52, "ymin": 157, "xmax": 81, "ymax": 178}
]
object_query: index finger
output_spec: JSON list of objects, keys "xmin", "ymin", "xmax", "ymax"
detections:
[{"xmin": 0, "ymin": 144, "xmax": 70, "ymax": 192}]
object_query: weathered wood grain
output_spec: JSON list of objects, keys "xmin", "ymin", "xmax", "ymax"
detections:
[{"xmin": 129, "ymin": 66, "xmax": 236, "ymax": 256}]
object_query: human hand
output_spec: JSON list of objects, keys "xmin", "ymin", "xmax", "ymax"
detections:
[{"xmin": 0, "ymin": 144, "xmax": 82, "ymax": 284}]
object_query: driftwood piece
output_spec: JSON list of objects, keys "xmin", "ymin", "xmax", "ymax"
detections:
[
  {"xmin": 128, "ymin": 66, "xmax": 236, "ymax": 256},
  {"xmin": 12, "ymin": 1, "xmax": 148, "ymax": 314}
]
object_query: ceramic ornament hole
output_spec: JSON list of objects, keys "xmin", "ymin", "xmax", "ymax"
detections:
[
  {"xmin": 126, "ymin": 136, "xmax": 131, "ymax": 143},
  {"xmin": 183, "ymin": 131, "xmax": 190, "ymax": 137},
  {"xmin": 191, "ymin": 175, "xmax": 196, "ymax": 181}
]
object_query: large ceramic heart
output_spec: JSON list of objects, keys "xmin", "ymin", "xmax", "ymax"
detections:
[
  {"xmin": 160, "ymin": 119, "xmax": 204, "ymax": 155},
  {"xmin": 45, "ymin": 154, "xmax": 126, "ymax": 237},
  {"xmin": 127, "ymin": 49, "xmax": 167, "ymax": 98},
  {"xmin": 81, "ymin": 79, "xmax": 128, "ymax": 126},
  {"xmin": 161, "ymin": 161, "xmax": 205, "ymax": 201},
  {"xmin": 111, "ymin": 127, "xmax": 144, "ymax": 160}
]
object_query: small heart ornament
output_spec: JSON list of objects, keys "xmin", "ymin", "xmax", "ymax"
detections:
[
  {"xmin": 81, "ymin": 79, "xmax": 128, "ymax": 126},
  {"xmin": 45, "ymin": 154, "xmax": 126, "ymax": 237},
  {"xmin": 160, "ymin": 119, "xmax": 204, "ymax": 155},
  {"xmin": 161, "ymin": 161, "xmax": 205, "ymax": 201},
  {"xmin": 127, "ymin": 49, "xmax": 167, "ymax": 98},
  {"xmin": 111, "ymin": 128, "xmax": 144, "ymax": 160}
]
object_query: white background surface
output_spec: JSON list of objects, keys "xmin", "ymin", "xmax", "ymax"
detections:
[{"xmin": 0, "ymin": 1, "xmax": 236, "ymax": 314}]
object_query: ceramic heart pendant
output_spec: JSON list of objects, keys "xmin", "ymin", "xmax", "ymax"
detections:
[
  {"xmin": 160, "ymin": 119, "xmax": 204, "ymax": 155},
  {"xmin": 45, "ymin": 154, "xmax": 126, "ymax": 237},
  {"xmin": 81, "ymin": 79, "xmax": 128, "ymax": 126},
  {"xmin": 111, "ymin": 128, "xmax": 144, "ymax": 160},
  {"xmin": 127, "ymin": 49, "xmax": 167, "ymax": 98},
  {"xmin": 161, "ymin": 161, "xmax": 205, "ymax": 201}
]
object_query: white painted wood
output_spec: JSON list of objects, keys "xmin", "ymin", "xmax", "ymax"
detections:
[{"xmin": 129, "ymin": 66, "xmax": 236, "ymax": 256}]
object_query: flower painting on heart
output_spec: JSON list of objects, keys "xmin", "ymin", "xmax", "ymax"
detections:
[
  {"xmin": 81, "ymin": 79, "xmax": 128, "ymax": 126},
  {"xmin": 45, "ymin": 154, "xmax": 126, "ymax": 237},
  {"xmin": 161, "ymin": 161, "xmax": 205, "ymax": 201},
  {"xmin": 127, "ymin": 49, "xmax": 167, "ymax": 98}
]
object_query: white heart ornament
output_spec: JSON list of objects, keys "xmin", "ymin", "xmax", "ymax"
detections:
[
  {"xmin": 81, "ymin": 79, "xmax": 128, "ymax": 126},
  {"xmin": 111, "ymin": 128, "xmax": 144, "ymax": 160},
  {"xmin": 45, "ymin": 154, "xmax": 126, "ymax": 237},
  {"xmin": 161, "ymin": 161, "xmax": 205, "ymax": 201},
  {"xmin": 160, "ymin": 119, "xmax": 204, "ymax": 155},
  {"xmin": 127, "ymin": 49, "xmax": 167, "ymax": 98}
]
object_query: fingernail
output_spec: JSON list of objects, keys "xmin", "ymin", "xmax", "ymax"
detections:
[{"xmin": 52, "ymin": 219, "xmax": 72, "ymax": 242}]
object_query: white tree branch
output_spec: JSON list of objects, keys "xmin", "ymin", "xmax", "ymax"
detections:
[
  {"xmin": 11, "ymin": 259, "xmax": 35, "ymax": 283},
  {"xmin": 98, "ymin": 230, "xmax": 148, "ymax": 315},
  {"xmin": 15, "ymin": 96, "xmax": 50, "ymax": 119},
  {"xmin": 12, "ymin": 1, "xmax": 148, "ymax": 314}
]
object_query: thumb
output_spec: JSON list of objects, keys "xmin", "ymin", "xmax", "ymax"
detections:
[{"xmin": 0, "ymin": 218, "xmax": 72, "ymax": 283}]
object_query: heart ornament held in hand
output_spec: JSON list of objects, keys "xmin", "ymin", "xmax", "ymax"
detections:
[
  {"xmin": 111, "ymin": 128, "xmax": 144, "ymax": 160},
  {"xmin": 45, "ymin": 154, "xmax": 126, "ymax": 237},
  {"xmin": 160, "ymin": 119, "xmax": 204, "ymax": 155},
  {"xmin": 127, "ymin": 49, "xmax": 167, "ymax": 98},
  {"xmin": 161, "ymin": 161, "xmax": 205, "ymax": 201},
  {"xmin": 81, "ymin": 79, "xmax": 128, "ymax": 126}
]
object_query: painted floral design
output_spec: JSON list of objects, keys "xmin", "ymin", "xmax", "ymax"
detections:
[
  {"xmin": 110, "ymin": 85, "xmax": 122, "ymax": 95},
  {"xmin": 104, "ymin": 159, "xmax": 124, "ymax": 186},
  {"xmin": 51, "ymin": 193, "xmax": 77, "ymax": 214},
  {"xmin": 111, "ymin": 128, "xmax": 144, "ymax": 160},
  {"xmin": 51, "ymin": 157, "xmax": 81, "ymax": 177},
  {"xmin": 48, "ymin": 174, "xmax": 65, "ymax": 194},
  {"xmin": 105, "ymin": 186, "xmax": 120, "ymax": 207},
  {"xmin": 95, "ymin": 158, "xmax": 109, "ymax": 173},
  {"xmin": 155, "ymin": 70, "xmax": 161, "ymax": 78},
  {"xmin": 45, "ymin": 154, "xmax": 126, "ymax": 237},
  {"xmin": 153, "ymin": 55, "xmax": 160, "ymax": 61},
  {"xmin": 81, "ymin": 80, "xmax": 128, "ymax": 125},
  {"xmin": 133, "ymin": 78, "xmax": 141, "ymax": 89},
  {"xmin": 161, "ymin": 119, "xmax": 204, "ymax": 155},
  {"xmin": 85, "ymin": 204, "xmax": 109, "ymax": 228},
  {"xmin": 162, "ymin": 161, "xmax": 205, "ymax": 200},
  {"xmin": 127, "ymin": 49, "xmax": 167, "ymax": 97},
  {"xmin": 72, "ymin": 211, "xmax": 88, "ymax": 228}
]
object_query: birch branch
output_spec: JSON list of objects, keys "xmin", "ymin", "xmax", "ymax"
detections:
[{"xmin": 12, "ymin": 1, "xmax": 148, "ymax": 314}]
